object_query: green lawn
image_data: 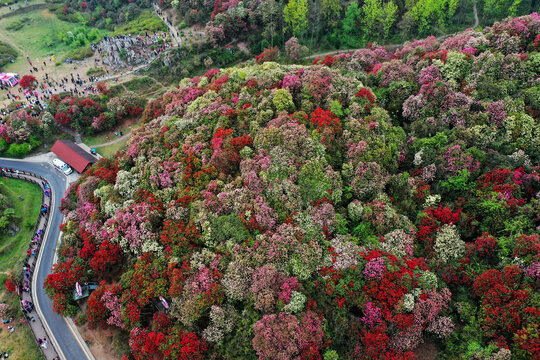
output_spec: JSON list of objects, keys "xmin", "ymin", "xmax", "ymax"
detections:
[
  {"xmin": 112, "ymin": 11, "xmax": 167, "ymax": 36},
  {"xmin": 0, "ymin": 0, "xmax": 46, "ymax": 17},
  {"xmin": 97, "ymin": 138, "xmax": 129, "ymax": 159},
  {"xmin": 0, "ymin": 285, "xmax": 44, "ymax": 360},
  {"xmin": 0, "ymin": 178, "xmax": 44, "ymax": 360},
  {"xmin": 82, "ymin": 120, "xmax": 138, "ymax": 146},
  {"xmin": 0, "ymin": 177, "xmax": 41, "ymax": 271}
]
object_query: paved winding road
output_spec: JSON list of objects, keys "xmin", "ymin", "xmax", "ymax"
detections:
[{"xmin": 0, "ymin": 158, "xmax": 93, "ymax": 360}]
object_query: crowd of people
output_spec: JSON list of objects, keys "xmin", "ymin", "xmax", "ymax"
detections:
[
  {"xmin": 0, "ymin": 57, "xmax": 103, "ymax": 111},
  {"xmin": 1, "ymin": 28, "xmax": 175, "ymax": 112},
  {"xmin": 93, "ymin": 32, "xmax": 173, "ymax": 60}
]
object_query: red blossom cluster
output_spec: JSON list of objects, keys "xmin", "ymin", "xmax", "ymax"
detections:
[{"xmin": 255, "ymin": 47, "xmax": 280, "ymax": 64}]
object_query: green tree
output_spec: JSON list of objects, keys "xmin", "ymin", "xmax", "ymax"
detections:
[
  {"xmin": 258, "ymin": 0, "xmax": 282, "ymax": 47},
  {"xmin": 362, "ymin": 0, "xmax": 399, "ymax": 40},
  {"xmin": 482, "ymin": 0, "xmax": 522, "ymax": 20},
  {"xmin": 322, "ymin": 0, "xmax": 342, "ymax": 29},
  {"xmin": 342, "ymin": 2, "xmax": 362, "ymax": 47},
  {"xmin": 408, "ymin": 0, "xmax": 459, "ymax": 35},
  {"xmin": 283, "ymin": 0, "xmax": 309, "ymax": 39},
  {"xmin": 362, "ymin": 0, "xmax": 383, "ymax": 35},
  {"xmin": 382, "ymin": 1, "xmax": 398, "ymax": 38},
  {"xmin": 0, "ymin": 208, "xmax": 15, "ymax": 233}
]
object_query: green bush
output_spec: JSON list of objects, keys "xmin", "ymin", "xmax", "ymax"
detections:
[
  {"xmin": 86, "ymin": 67, "xmax": 105, "ymax": 76},
  {"xmin": 28, "ymin": 135, "xmax": 42, "ymax": 150},
  {"xmin": 6, "ymin": 143, "xmax": 32, "ymax": 158},
  {"xmin": 0, "ymin": 138, "xmax": 8, "ymax": 153},
  {"xmin": 113, "ymin": 12, "xmax": 167, "ymax": 35},
  {"xmin": 64, "ymin": 45, "xmax": 93, "ymax": 61},
  {"xmin": 0, "ymin": 41, "xmax": 18, "ymax": 69},
  {"xmin": 6, "ymin": 19, "xmax": 26, "ymax": 31}
]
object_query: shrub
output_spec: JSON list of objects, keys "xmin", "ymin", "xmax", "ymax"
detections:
[
  {"xmin": 6, "ymin": 142, "xmax": 31, "ymax": 157},
  {"xmin": 65, "ymin": 45, "xmax": 94, "ymax": 61},
  {"xmin": 0, "ymin": 41, "xmax": 17, "ymax": 69},
  {"xmin": 19, "ymin": 75, "xmax": 36, "ymax": 88},
  {"xmin": 255, "ymin": 47, "xmax": 280, "ymax": 64}
]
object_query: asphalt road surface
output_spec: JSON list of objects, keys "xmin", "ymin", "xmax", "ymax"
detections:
[{"xmin": 0, "ymin": 158, "xmax": 92, "ymax": 360}]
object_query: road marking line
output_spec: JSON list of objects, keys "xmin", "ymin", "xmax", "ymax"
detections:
[{"xmin": 65, "ymin": 317, "xmax": 96, "ymax": 360}]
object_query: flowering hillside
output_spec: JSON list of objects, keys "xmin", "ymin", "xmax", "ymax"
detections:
[{"xmin": 46, "ymin": 14, "xmax": 539, "ymax": 360}]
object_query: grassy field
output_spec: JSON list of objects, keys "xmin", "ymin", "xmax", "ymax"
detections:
[
  {"xmin": 0, "ymin": 0, "xmax": 46, "ymax": 17},
  {"xmin": 96, "ymin": 137, "xmax": 129, "ymax": 159},
  {"xmin": 82, "ymin": 120, "xmax": 137, "ymax": 147},
  {"xmin": 3, "ymin": 9, "xmax": 101, "ymax": 57},
  {"xmin": 0, "ymin": 177, "xmax": 41, "ymax": 271},
  {"xmin": 0, "ymin": 8, "xmax": 108, "ymax": 74},
  {"xmin": 112, "ymin": 11, "xmax": 167, "ymax": 36},
  {"xmin": 0, "ymin": 285, "xmax": 44, "ymax": 360},
  {"xmin": 0, "ymin": 177, "xmax": 44, "ymax": 360}
]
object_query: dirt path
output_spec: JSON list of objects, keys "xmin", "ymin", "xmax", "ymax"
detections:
[
  {"xmin": 92, "ymin": 132, "xmax": 132, "ymax": 148},
  {"xmin": 306, "ymin": 49, "xmax": 353, "ymax": 59},
  {"xmin": 305, "ymin": 29, "xmax": 473, "ymax": 60},
  {"xmin": 0, "ymin": 30, "xmax": 26, "ymax": 56},
  {"xmin": 154, "ymin": 3, "xmax": 182, "ymax": 47}
]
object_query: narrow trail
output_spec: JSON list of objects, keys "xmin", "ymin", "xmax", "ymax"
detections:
[
  {"xmin": 92, "ymin": 132, "xmax": 132, "ymax": 148},
  {"xmin": 154, "ymin": 3, "xmax": 182, "ymax": 47},
  {"xmin": 306, "ymin": 42, "xmax": 404, "ymax": 60},
  {"xmin": 0, "ymin": 29, "xmax": 26, "ymax": 56}
]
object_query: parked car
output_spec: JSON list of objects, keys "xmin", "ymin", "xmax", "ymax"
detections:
[{"xmin": 52, "ymin": 158, "xmax": 73, "ymax": 175}]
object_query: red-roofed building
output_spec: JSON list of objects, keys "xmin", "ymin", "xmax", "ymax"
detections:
[{"xmin": 51, "ymin": 140, "xmax": 97, "ymax": 173}]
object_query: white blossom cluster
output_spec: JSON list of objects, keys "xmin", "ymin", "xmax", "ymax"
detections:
[{"xmin": 434, "ymin": 224, "xmax": 465, "ymax": 264}]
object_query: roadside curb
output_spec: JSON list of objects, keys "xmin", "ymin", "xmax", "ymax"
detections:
[
  {"xmin": 58, "ymin": 175, "xmax": 96, "ymax": 360},
  {"xmin": 65, "ymin": 317, "xmax": 96, "ymax": 360},
  {"xmin": 31, "ymin": 178, "xmax": 66, "ymax": 360}
]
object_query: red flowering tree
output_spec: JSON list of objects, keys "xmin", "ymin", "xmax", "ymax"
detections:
[
  {"xmin": 54, "ymin": 111, "xmax": 71, "ymax": 126},
  {"xmin": 19, "ymin": 75, "xmax": 36, "ymax": 88},
  {"xmin": 310, "ymin": 107, "xmax": 342, "ymax": 147},
  {"xmin": 84, "ymin": 158, "xmax": 119, "ymax": 183},
  {"xmin": 89, "ymin": 240, "xmax": 123, "ymax": 275},
  {"xmin": 152, "ymin": 311, "xmax": 172, "ymax": 333},
  {"xmin": 86, "ymin": 282, "xmax": 109, "ymax": 329},
  {"xmin": 355, "ymin": 88, "xmax": 377, "ymax": 112},
  {"xmin": 159, "ymin": 220, "xmax": 198, "ymax": 258},
  {"xmin": 465, "ymin": 233, "xmax": 498, "ymax": 259},
  {"xmin": 4, "ymin": 277, "xmax": 16, "ymax": 292},
  {"xmin": 160, "ymin": 325, "xmax": 207, "ymax": 360},
  {"xmin": 473, "ymin": 266, "xmax": 532, "ymax": 340},
  {"xmin": 44, "ymin": 260, "xmax": 84, "ymax": 296},
  {"xmin": 44, "ymin": 260, "xmax": 85, "ymax": 315},
  {"xmin": 129, "ymin": 327, "xmax": 166, "ymax": 360},
  {"xmin": 122, "ymin": 253, "xmax": 168, "ymax": 308},
  {"xmin": 96, "ymin": 81, "xmax": 109, "ymax": 95},
  {"xmin": 255, "ymin": 47, "xmax": 280, "ymax": 64}
]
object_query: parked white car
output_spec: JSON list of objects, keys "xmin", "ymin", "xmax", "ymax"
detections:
[{"xmin": 52, "ymin": 158, "xmax": 73, "ymax": 175}]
